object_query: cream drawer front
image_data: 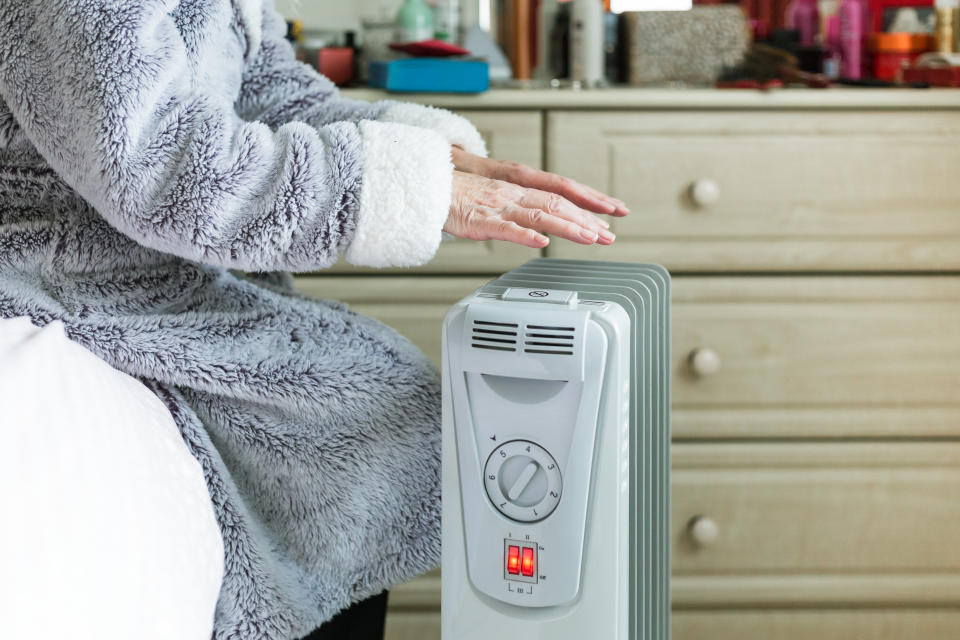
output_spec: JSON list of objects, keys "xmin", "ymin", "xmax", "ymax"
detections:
[
  {"xmin": 385, "ymin": 611, "xmax": 440, "ymax": 640},
  {"xmin": 382, "ymin": 443, "xmax": 960, "ymax": 614},
  {"xmin": 385, "ymin": 609, "xmax": 960, "ymax": 640},
  {"xmin": 672, "ymin": 277, "xmax": 960, "ymax": 438},
  {"xmin": 545, "ymin": 111, "xmax": 960, "ymax": 270},
  {"xmin": 298, "ymin": 276, "xmax": 960, "ymax": 437},
  {"xmin": 673, "ymin": 442, "xmax": 960, "ymax": 606},
  {"xmin": 294, "ymin": 276, "xmax": 491, "ymax": 366},
  {"xmin": 332, "ymin": 110, "xmax": 542, "ymax": 274},
  {"xmin": 674, "ymin": 610, "xmax": 960, "ymax": 640}
]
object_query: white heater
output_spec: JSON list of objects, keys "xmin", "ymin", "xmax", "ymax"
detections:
[{"xmin": 441, "ymin": 259, "xmax": 670, "ymax": 640}]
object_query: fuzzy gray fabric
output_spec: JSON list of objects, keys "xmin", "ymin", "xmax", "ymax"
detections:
[{"xmin": 0, "ymin": 1, "xmax": 451, "ymax": 637}]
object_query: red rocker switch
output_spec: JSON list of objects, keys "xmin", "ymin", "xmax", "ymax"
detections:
[
  {"xmin": 506, "ymin": 545, "xmax": 521, "ymax": 575},
  {"xmin": 520, "ymin": 547, "xmax": 535, "ymax": 577}
]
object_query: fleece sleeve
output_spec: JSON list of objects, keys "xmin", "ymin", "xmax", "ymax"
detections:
[
  {"xmin": 237, "ymin": 0, "xmax": 488, "ymax": 158},
  {"xmin": 0, "ymin": 0, "xmax": 452, "ymax": 270}
]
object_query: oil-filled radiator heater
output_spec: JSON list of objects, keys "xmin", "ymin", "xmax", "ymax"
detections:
[{"xmin": 441, "ymin": 259, "xmax": 671, "ymax": 639}]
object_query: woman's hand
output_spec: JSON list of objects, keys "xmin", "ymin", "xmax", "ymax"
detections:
[{"xmin": 444, "ymin": 147, "xmax": 629, "ymax": 248}]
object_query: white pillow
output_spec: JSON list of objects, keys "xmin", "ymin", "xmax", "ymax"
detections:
[{"xmin": 0, "ymin": 318, "xmax": 223, "ymax": 640}]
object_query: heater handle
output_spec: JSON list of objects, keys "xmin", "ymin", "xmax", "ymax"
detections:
[
  {"xmin": 688, "ymin": 347, "xmax": 721, "ymax": 377},
  {"xmin": 688, "ymin": 515, "xmax": 720, "ymax": 547}
]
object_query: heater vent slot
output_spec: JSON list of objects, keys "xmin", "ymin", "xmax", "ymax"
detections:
[
  {"xmin": 523, "ymin": 324, "xmax": 576, "ymax": 355},
  {"xmin": 471, "ymin": 320, "xmax": 518, "ymax": 352}
]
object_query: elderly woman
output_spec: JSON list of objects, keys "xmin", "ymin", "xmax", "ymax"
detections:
[{"xmin": 0, "ymin": 0, "xmax": 626, "ymax": 638}]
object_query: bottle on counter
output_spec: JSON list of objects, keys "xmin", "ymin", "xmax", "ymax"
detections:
[
  {"xmin": 395, "ymin": 0, "xmax": 434, "ymax": 42},
  {"xmin": 536, "ymin": 0, "xmax": 561, "ymax": 81},
  {"xmin": 823, "ymin": 14, "xmax": 842, "ymax": 78},
  {"xmin": 431, "ymin": 0, "xmax": 461, "ymax": 43},
  {"xmin": 569, "ymin": 0, "xmax": 604, "ymax": 86},
  {"xmin": 786, "ymin": 0, "xmax": 820, "ymax": 47},
  {"xmin": 838, "ymin": 0, "xmax": 866, "ymax": 78},
  {"xmin": 935, "ymin": 0, "xmax": 960, "ymax": 53}
]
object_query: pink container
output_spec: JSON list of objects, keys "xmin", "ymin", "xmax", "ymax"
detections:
[
  {"xmin": 839, "ymin": 0, "xmax": 866, "ymax": 79},
  {"xmin": 786, "ymin": 0, "xmax": 821, "ymax": 47}
]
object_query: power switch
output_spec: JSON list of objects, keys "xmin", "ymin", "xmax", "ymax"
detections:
[
  {"xmin": 506, "ymin": 545, "xmax": 521, "ymax": 575},
  {"xmin": 521, "ymin": 547, "xmax": 535, "ymax": 577},
  {"xmin": 504, "ymin": 539, "xmax": 538, "ymax": 584}
]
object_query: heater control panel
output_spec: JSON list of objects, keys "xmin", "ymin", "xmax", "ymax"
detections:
[{"xmin": 483, "ymin": 440, "xmax": 562, "ymax": 523}]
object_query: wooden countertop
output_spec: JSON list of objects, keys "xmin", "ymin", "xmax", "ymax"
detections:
[{"xmin": 342, "ymin": 87, "xmax": 960, "ymax": 110}]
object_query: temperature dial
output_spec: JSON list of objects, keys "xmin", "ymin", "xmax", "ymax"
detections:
[{"xmin": 484, "ymin": 440, "xmax": 562, "ymax": 522}]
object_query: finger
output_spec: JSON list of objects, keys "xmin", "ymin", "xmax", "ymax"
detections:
[
  {"xmin": 517, "ymin": 189, "xmax": 615, "ymax": 235},
  {"xmin": 581, "ymin": 184, "xmax": 630, "ymax": 216},
  {"xmin": 506, "ymin": 207, "xmax": 616, "ymax": 246},
  {"xmin": 562, "ymin": 181, "xmax": 628, "ymax": 217},
  {"xmin": 494, "ymin": 163, "xmax": 624, "ymax": 216},
  {"xmin": 481, "ymin": 217, "xmax": 550, "ymax": 248},
  {"xmin": 450, "ymin": 146, "xmax": 491, "ymax": 175}
]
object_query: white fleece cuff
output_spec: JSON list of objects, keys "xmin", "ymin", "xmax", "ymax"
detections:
[
  {"xmin": 345, "ymin": 120, "xmax": 453, "ymax": 268},
  {"xmin": 380, "ymin": 103, "xmax": 488, "ymax": 158}
]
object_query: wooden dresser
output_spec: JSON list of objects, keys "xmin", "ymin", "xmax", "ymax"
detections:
[{"xmin": 296, "ymin": 88, "xmax": 960, "ymax": 640}]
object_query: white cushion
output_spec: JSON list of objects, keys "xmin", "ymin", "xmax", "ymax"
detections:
[{"xmin": 0, "ymin": 318, "xmax": 223, "ymax": 640}]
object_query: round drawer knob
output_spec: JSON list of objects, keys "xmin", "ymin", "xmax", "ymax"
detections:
[
  {"xmin": 689, "ymin": 179, "xmax": 720, "ymax": 208},
  {"xmin": 688, "ymin": 515, "xmax": 720, "ymax": 547},
  {"xmin": 688, "ymin": 347, "xmax": 721, "ymax": 377}
]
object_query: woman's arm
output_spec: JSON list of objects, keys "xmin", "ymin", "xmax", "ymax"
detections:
[
  {"xmin": 236, "ymin": 0, "xmax": 487, "ymax": 157},
  {"xmin": 0, "ymin": 0, "xmax": 453, "ymax": 270}
]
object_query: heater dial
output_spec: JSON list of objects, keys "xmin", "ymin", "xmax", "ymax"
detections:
[{"xmin": 484, "ymin": 440, "xmax": 562, "ymax": 523}]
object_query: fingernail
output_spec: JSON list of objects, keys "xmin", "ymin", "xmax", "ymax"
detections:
[
  {"xmin": 599, "ymin": 229, "xmax": 616, "ymax": 243},
  {"xmin": 597, "ymin": 218, "xmax": 610, "ymax": 229},
  {"xmin": 580, "ymin": 229, "xmax": 599, "ymax": 242}
]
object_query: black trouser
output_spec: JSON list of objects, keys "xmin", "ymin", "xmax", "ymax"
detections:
[{"xmin": 300, "ymin": 591, "xmax": 388, "ymax": 640}]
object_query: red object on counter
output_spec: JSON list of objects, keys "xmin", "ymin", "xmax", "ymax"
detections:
[
  {"xmin": 389, "ymin": 39, "xmax": 471, "ymax": 57},
  {"xmin": 717, "ymin": 78, "xmax": 786, "ymax": 89},
  {"xmin": 903, "ymin": 64, "xmax": 960, "ymax": 86},
  {"xmin": 870, "ymin": 33, "xmax": 933, "ymax": 81},
  {"xmin": 317, "ymin": 48, "xmax": 354, "ymax": 86}
]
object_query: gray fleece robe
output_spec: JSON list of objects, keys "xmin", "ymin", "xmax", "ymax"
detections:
[{"xmin": 0, "ymin": 0, "xmax": 487, "ymax": 637}]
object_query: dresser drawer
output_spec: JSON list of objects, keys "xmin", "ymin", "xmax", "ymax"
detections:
[
  {"xmin": 384, "ymin": 608, "xmax": 960, "ymax": 640},
  {"xmin": 673, "ymin": 277, "xmax": 960, "ymax": 438},
  {"xmin": 381, "ymin": 443, "xmax": 960, "ymax": 614},
  {"xmin": 546, "ymin": 111, "xmax": 960, "ymax": 271},
  {"xmin": 673, "ymin": 442, "xmax": 960, "ymax": 606},
  {"xmin": 332, "ymin": 110, "xmax": 542, "ymax": 274},
  {"xmin": 298, "ymin": 275, "xmax": 960, "ymax": 438},
  {"xmin": 385, "ymin": 611, "xmax": 440, "ymax": 640},
  {"xmin": 674, "ymin": 609, "xmax": 960, "ymax": 640}
]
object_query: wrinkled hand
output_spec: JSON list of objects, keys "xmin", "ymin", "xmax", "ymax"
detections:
[{"xmin": 444, "ymin": 147, "xmax": 629, "ymax": 248}]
